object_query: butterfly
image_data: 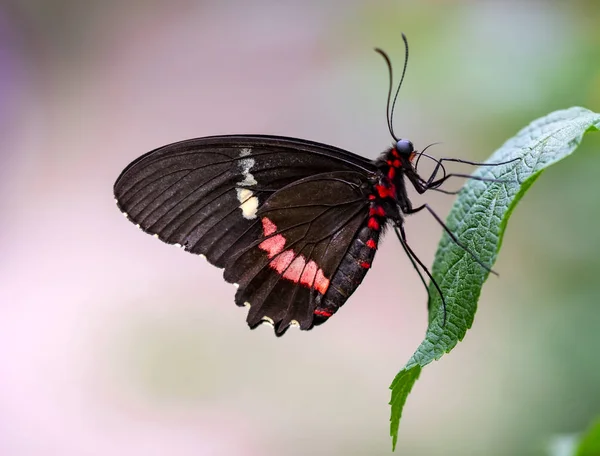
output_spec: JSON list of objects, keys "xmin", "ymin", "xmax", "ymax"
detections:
[{"xmin": 114, "ymin": 35, "xmax": 499, "ymax": 336}]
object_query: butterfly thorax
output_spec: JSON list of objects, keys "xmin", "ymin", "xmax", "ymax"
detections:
[{"xmin": 374, "ymin": 145, "xmax": 416, "ymax": 215}]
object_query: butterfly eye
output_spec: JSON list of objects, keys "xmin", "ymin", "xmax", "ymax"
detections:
[{"xmin": 395, "ymin": 139, "xmax": 414, "ymax": 156}]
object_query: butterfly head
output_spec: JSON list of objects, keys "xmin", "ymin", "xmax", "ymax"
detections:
[
  {"xmin": 395, "ymin": 139, "xmax": 415, "ymax": 161},
  {"xmin": 375, "ymin": 139, "xmax": 419, "ymax": 195}
]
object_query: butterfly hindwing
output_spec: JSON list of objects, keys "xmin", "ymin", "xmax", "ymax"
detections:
[{"xmin": 224, "ymin": 171, "xmax": 370, "ymax": 334}]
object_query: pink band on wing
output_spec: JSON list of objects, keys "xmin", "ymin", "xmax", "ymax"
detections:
[
  {"xmin": 314, "ymin": 269, "xmax": 329, "ymax": 294},
  {"xmin": 261, "ymin": 217, "xmax": 277, "ymax": 235},
  {"xmin": 259, "ymin": 234, "xmax": 286, "ymax": 258},
  {"xmin": 258, "ymin": 217, "xmax": 330, "ymax": 294},
  {"xmin": 259, "ymin": 217, "xmax": 286, "ymax": 257},
  {"xmin": 268, "ymin": 250, "xmax": 294, "ymax": 274}
]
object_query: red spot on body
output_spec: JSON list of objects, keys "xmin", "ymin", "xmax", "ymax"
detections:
[
  {"xmin": 369, "ymin": 206, "xmax": 385, "ymax": 217},
  {"xmin": 387, "ymin": 159, "xmax": 393, "ymax": 166},
  {"xmin": 393, "ymin": 159, "xmax": 401, "ymax": 167},
  {"xmin": 258, "ymin": 217, "xmax": 330, "ymax": 295},
  {"xmin": 368, "ymin": 217, "xmax": 380, "ymax": 230},
  {"xmin": 392, "ymin": 149, "xmax": 399, "ymax": 158},
  {"xmin": 314, "ymin": 309, "xmax": 333, "ymax": 317},
  {"xmin": 388, "ymin": 167, "xmax": 395, "ymax": 179},
  {"xmin": 376, "ymin": 184, "xmax": 396, "ymax": 199},
  {"xmin": 360, "ymin": 261, "xmax": 371, "ymax": 269},
  {"xmin": 366, "ymin": 239, "xmax": 377, "ymax": 249}
]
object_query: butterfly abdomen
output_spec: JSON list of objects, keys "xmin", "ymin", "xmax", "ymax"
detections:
[{"xmin": 313, "ymin": 206, "xmax": 385, "ymax": 324}]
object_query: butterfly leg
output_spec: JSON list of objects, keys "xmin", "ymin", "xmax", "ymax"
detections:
[
  {"xmin": 394, "ymin": 225, "xmax": 446, "ymax": 322},
  {"xmin": 414, "ymin": 157, "xmax": 517, "ymax": 193}
]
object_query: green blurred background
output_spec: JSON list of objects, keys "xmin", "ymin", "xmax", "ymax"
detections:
[{"xmin": 1, "ymin": 1, "xmax": 599, "ymax": 455}]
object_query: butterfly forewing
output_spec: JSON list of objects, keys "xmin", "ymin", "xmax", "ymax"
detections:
[{"xmin": 115, "ymin": 136, "xmax": 373, "ymax": 255}]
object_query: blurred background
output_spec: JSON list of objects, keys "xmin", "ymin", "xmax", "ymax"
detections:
[{"xmin": 1, "ymin": 1, "xmax": 599, "ymax": 455}]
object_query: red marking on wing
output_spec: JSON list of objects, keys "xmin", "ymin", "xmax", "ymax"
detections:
[
  {"xmin": 368, "ymin": 217, "xmax": 380, "ymax": 230},
  {"xmin": 368, "ymin": 194, "xmax": 376, "ymax": 201},
  {"xmin": 287, "ymin": 259, "xmax": 327, "ymax": 294},
  {"xmin": 268, "ymin": 249, "xmax": 294, "ymax": 273},
  {"xmin": 262, "ymin": 217, "xmax": 277, "ymax": 235},
  {"xmin": 314, "ymin": 269, "xmax": 329, "ymax": 294},
  {"xmin": 258, "ymin": 217, "xmax": 330, "ymax": 295},
  {"xmin": 360, "ymin": 261, "xmax": 371, "ymax": 269},
  {"xmin": 300, "ymin": 259, "xmax": 318, "ymax": 285},
  {"xmin": 259, "ymin": 215, "xmax": 286, "ymax": 257},
  {"xmin": 314, "ymin": 309, "xmax": 333, "ymax": 317},
  {"xmin": 283, "ymin": 256, "xmax": 305, "ymax": 281},
  {"xmin": 259, "ymin": 234, "xmax": 286, "ymax": 257},
  {"xmin": 366, "ymin": 239, "xmax": 377, "ymax": 249}
]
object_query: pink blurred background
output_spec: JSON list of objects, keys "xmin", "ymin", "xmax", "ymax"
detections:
[{"xmin": 1, "ymin": 1, "xmax": 599, "ymax": 455}]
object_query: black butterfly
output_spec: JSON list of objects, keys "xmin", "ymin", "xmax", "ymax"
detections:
[{"xmin": 114, "ymin": 35, "xmax": 500, "ymax": 336}]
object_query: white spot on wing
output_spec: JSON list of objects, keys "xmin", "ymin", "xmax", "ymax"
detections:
[
  {"xmin": 244, "ymin": 302, "xmax": 251, "ymax": 308},
  {"xmin": 174, "ymin": 243, "xmax": 182, "ymax": 248},
  {"xmin": 237, "ymin": 189, "xmax": 259, "ymax": 219},
  {"xmin": 238, "ymin": 174, "xmax": 257, "ymax": 187},
  {"xmin": 233, "ymin": 283, "xmax": 239, "ymax": 288},
  {"xmin": 237, "ymin": 160, "xmax": 257, "ymax": 187},
  {"xmin": 199, "ymin": 254, "xmax": 206, "ymax": 260},
  {"xmin": 290, "ymin": 320, "xmax": 299, "ymax": 327},
  {"xmin": 261, "ymin": 316, "xmax": 274, "ymax": 328},
  {"xmin": 236, "ymin": 148, "xmax": 258, "ymax": 219}
]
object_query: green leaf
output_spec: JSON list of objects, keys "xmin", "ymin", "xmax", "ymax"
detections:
[
  {"xmin": 389, "ymin": 365, "xmax": 421, "ymax": 450},
  {"xmin": 575, "ymin": 418, "xmax": 600, "ymax": 456},
  {"xmin": 389, "ymin": 107, "xmax": 600, "ymax": 450}
]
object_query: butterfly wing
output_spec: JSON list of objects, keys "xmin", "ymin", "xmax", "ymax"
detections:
[
  {"xmin": 114, "ymin": 135, "xmax": 376, "ymax": 334},
  {"xmin": 225, "ymin": 171, "xmax": 371, "ymax": 335}
]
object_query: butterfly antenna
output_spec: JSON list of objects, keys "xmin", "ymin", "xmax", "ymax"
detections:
[
  {"xmin": 389, "ymin": 33, "xmax": 410, "ymax": 141},
  {"xmin": 374, "ymin": 47, "xmax": 397, "ymax": 141},
  {"xmin": 375, "ymin": 34, "xmax": 410, "ymax": 142}
]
